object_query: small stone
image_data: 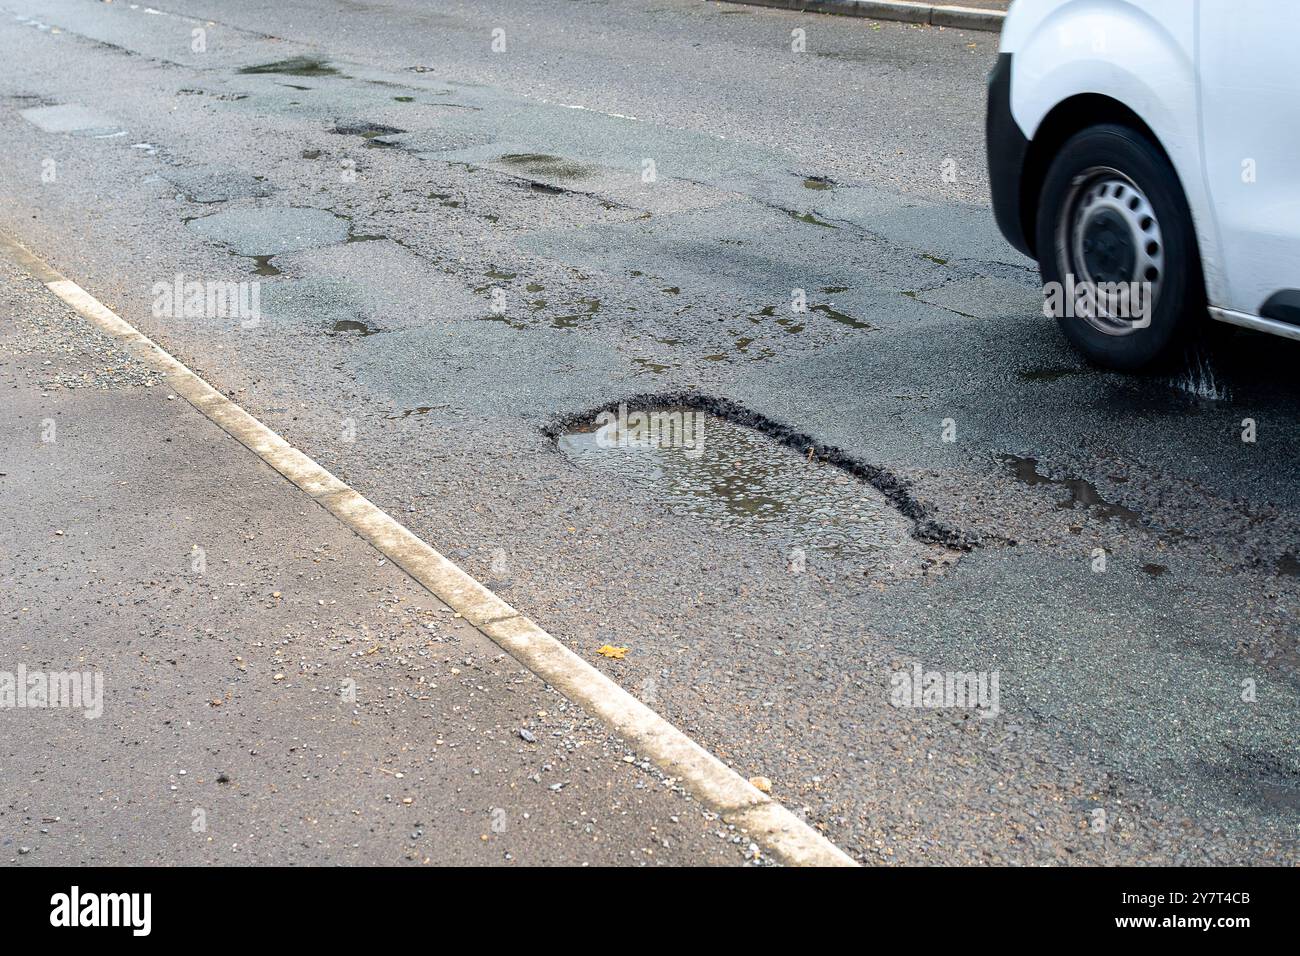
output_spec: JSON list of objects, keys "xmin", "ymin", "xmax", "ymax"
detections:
[
  {"xmin": 518, "ymin": 728, "xmax": 537, "ymax": 743},
  {"xmin": 749, "ymin": 776, "xmax": 773, "ymax": 794}
]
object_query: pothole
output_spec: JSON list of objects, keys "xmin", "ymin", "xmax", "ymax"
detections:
[
  {"xmin": 332, "ymin": 122, "xmax": 406, "ymax": 148},
  {"xmin": 498, "ymin": 153, "xmax": 594, "ymax": 181},
  {"xmin": 251, "ymin": 255, "xmax": 281, "ymax": 277},
  {"xmin": 549, "ymin": 395, "xmax": 973, "ymax": 560},
  {"xmin": 238, "ymin": 57, "xmax": 340, "ymax": 77},
  {"xmin": 557, "ymin": 410, "xmax": 913, "ymax": 560},
  {"xmin": 328, "ymin": 319, "xmax": 379, "ymax": 336}
]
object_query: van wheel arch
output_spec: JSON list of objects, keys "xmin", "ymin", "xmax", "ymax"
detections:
[{"xmin": 1020, "ymin": 96, "xmax": 1173, "ymax": 260}]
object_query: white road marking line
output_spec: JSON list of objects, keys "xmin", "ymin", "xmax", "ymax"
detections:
[{"xmin": 1, "ymin": 231, "xmax": 857, "ymax": 867}]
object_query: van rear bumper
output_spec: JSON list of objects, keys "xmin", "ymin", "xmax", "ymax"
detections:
[{"xmin": 986, "ymin": 53, "xmax": 1033, "ymax": 258}]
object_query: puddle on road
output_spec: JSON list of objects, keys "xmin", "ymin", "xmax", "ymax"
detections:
[
  {"xmin": 786, "ymin": 209, "xmax": 838, "ymax": 229},
  {"xmin": 557, "ymin": 409, "xmax": 915, "ymax": 559},
  {"xmin": 480, "ymin": 313, "xmax": 530, "ymax": 330},
  {"xmin": 752, "ymin": 301, "xmax": 865, "ymax": 334},
  {"xmin": 810, "ymin": 303, "xmax": 871, "ymax": 330},
  {"xmin": 385, "ymin": 404, "xmax": 445, "ymax": 420},
  {"xmin": 251, "ymin": 255, "xmax": 281, "ymax": 277},
  {"xmin": 551, "ymin": 297, "xmax": 602, "ymax": 329},
  {"xmin": 1000, "ymin": 455, "xmax": 1148, "ymax": 530},
  {"xmin": 631, "ymin": 357, "xmax": 672, "ymax": 375}
]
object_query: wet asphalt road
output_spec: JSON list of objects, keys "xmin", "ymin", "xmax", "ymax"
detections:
[
  {"xmin": 0, "ymin": 256, "xmax": 746, "ymax": 866},
  {"xmin": 0, "ymin": 0, "xmax": 1296, "ymax": 864}
]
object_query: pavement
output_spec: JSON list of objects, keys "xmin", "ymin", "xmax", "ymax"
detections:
[
  {"xmin": 0, "ymin": 0, "xmax": 1296, "ymax": 866},
  {"xmin": 0, "ymin": 254, "xmax": 750, "ymax": 866}
]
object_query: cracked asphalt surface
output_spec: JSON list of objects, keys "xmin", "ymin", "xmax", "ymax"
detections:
[{"xmin": 0, "ymin": 0, "xmax": 1296, "ymax": 864}]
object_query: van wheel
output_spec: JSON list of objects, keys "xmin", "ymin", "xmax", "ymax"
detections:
[{"xmin": 1035, "ymin": 123, "xmax": 1205, "ymax": 370}]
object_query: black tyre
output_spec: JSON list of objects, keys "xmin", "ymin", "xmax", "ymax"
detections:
[{"xmin": 1035, "ymin": 123, "xmax": 1206, "ymax": 371}]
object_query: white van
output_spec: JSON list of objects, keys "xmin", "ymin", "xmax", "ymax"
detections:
[{"xmin": 987, "ymin": 0, "xmax": 1300, "ymax": 369}]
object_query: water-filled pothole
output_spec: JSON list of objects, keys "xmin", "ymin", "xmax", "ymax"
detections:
[
  {"xmin": 250, "ymin": 255, "xmax": 281, "ymax": 277},
  {"xmin": 556, "ymin": 407, "xmax": 918, "ymax": 560}
]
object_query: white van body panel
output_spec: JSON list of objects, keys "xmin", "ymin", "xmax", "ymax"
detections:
[
  {"xmin": 1198, "ymin": 0, "xmax": 1300, "ymax": 317},
  {"xmin": 998, "ymin": 0, "xmax": 1227, "ymax": 306}
]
